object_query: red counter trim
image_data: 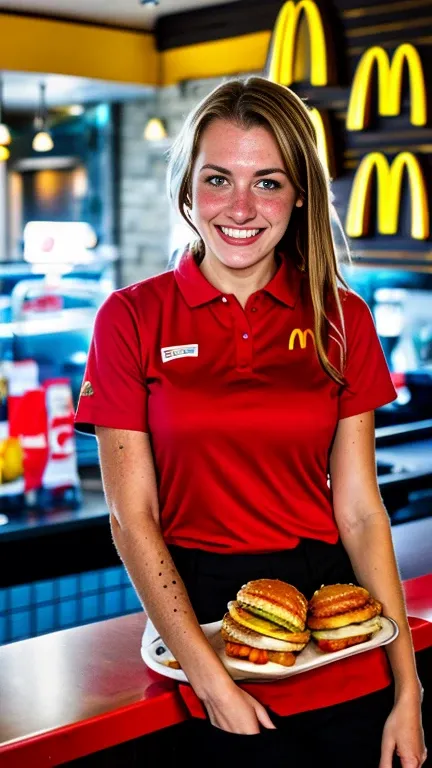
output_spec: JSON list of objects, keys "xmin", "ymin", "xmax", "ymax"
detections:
[
  {"xmin": 408, "ymin": 616, "xmax": 432, "ymax": 652},
  {"xmin": 0, "ymin": 691, "xmax": 188, "ymax": 768}
]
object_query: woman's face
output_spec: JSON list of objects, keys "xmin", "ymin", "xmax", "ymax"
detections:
[{"xmin": 190, "ymin": 118, "xmax": 302, "ymax": 271}]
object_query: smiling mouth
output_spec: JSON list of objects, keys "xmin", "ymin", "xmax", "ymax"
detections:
[
  {"xmin": 215, "ymin": 225, "xmax": 265, "ymax": 243},
  {"xmin": 218, "ymin": 226, "xmax": 262, "ymax": 238}
]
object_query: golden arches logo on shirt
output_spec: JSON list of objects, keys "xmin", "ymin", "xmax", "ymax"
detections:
[
  {"xmin": 288, "ymin": 328, "xmax": 315, "ymax": 351},
  {"xmin": 346, "ymin": 44, "xmax": 427, "ymax": 131}
]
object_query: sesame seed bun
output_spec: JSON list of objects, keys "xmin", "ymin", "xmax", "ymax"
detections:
[
  {"xmin": 308, "ymin": 584, "xmax": 382, "ymax": 631},
  {"xmin": 308, "ymin": 584, "xmax": 371, "ymax": 618},
  {"xmin": 237, "ymin": 579, "xmax": 308, "ymax": 632}
]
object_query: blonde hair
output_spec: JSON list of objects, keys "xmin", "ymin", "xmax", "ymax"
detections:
[{"xmin": 167, "ymin": 76, "xmax": 348, "ymax": 383}]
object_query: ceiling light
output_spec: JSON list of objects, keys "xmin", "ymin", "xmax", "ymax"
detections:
[
  {"xmin": 143, "ymin": 117, "xmax": 167, "ymax": 141},
  {"xmin": 32, "ymin": 131, "xmax": 54, "ymax": 152},
  {"xmin": 68, "ymin": 105, "xmax": 85, "ymax": 116},
  {"xmin": 0, "ymin": 124, "xmax": 11, "ymax": 146},
  {"xmin": 32, "ymin": 82, "xmax": 54, "ymax": 153},
  {"xmin": 0, "ymin": 77, "xmax": 11, "ymax": 146}
]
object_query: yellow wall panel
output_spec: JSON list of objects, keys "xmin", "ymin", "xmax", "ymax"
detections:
[
  {"xmin": 0, "ymin": 14, "xmax": 158, "ymax": 85},
  {"xmin": 161, "ymin": 31, "xmax": 271, "ymax": 86}
]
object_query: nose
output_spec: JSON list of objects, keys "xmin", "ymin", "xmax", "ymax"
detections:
[{"xmin": 226, "ymin": 186, "xmax": 257, "ymax": 224}]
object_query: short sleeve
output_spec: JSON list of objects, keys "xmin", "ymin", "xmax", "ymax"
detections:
[
  {"xmin": 339, "ymin": 292, "xmax": 397, "ymax": 420},
  {"xmin": 74, "ymin": 291, "xmax": 148, "ymax": 434}
]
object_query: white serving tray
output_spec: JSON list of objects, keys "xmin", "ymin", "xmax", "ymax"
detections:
[{"xmin": 141, "ymin": 616, "xmax": 398, "ymax": 684}]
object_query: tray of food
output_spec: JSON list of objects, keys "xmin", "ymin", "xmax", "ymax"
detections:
[{"xmin": 141, "ymin": 580, "xmax": 398, "ymax": 683}]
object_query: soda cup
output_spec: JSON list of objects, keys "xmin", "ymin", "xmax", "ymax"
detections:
[
  {"xmin": 38, "ymin": 378, "xmax": 82, "ymax": 510},
  {"xmin": 0, "ymin": 361, "xmax": 39, "ymax": 512}
]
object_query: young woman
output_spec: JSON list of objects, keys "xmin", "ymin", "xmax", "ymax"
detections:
[{"xmin": 75, "ymin": 77, "xmax": 426, "ymax": 768}]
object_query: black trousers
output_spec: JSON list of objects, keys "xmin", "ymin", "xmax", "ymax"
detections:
[{"xmin": 168, "ymin": 538, "xmax": 397, "ymax": 768}]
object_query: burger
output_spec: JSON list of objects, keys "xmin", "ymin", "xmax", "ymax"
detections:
[
  {"xmin": 307, "ymin": 583, "xmax": 383, "ymax": 653},
  {"xmin": 221, "ymin": 579, "xmax": 310, "ymax": 667}
]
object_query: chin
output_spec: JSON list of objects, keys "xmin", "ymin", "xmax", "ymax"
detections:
[{"xmin": 206, "ymin": 242, "xmax": 273, "ymax": 271}]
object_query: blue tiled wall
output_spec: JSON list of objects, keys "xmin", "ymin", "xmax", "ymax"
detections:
[{"xmin": 0, "ymin": 566, "xmax": 142, "ymax": 645}]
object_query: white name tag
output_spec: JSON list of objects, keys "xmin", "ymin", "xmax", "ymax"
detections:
[{"xmin": 161, "ymin": 344, "xmax": 199, "ymax": 363}]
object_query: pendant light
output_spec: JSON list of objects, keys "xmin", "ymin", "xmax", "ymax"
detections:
[
  {"xmin": 143, "ymin": 116, "xmax": 167, "ymax": 141},
  {"xmin": 0, "ymin": 77, "xmax": 11, "ymax": 146},
  {"xmin": 32, "ymin": 82, "xmax": 54, "ymax": 152}
]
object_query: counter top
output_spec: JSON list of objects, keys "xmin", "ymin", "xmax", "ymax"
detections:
[
  {"xmin": 0, "ymin": 574, "xmax": 431, "ymax": 768},
  {"xmin": 0, "ymin": 613, "xmax": 188, "ymax": 767}
]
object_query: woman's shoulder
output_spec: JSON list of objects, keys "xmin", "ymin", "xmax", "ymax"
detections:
[
  {"xmin": 337, "ymin": 287, "xmax": 372, "ymax": 322},
  {"xmin": 117, "ymin": 269, "xmax": 175, "ymax": 304},
  {"xmin": 101, "ymin": 269, "xmax": 176, "ymax": 314}
]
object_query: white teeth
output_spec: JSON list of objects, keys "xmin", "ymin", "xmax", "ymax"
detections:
[{"xmin": 220, "ymin": 227, "xmax": 260, "ymax": 239}]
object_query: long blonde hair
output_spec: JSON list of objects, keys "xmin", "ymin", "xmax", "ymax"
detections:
[{"xmin": 167, "ymin": 76, "xmax": 348, "ymax": 383}]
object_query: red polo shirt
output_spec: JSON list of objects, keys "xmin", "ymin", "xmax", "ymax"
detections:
[
  {"xmin": 75, "ymin": 251, "xmax": 396, "ymax": 555},
  {"xmin": 76, "ymin": 251, "xmax": 397, "ymax": 714}
]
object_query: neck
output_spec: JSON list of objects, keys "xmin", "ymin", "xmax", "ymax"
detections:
[{"xmin": 199, "ymin": 251, "xmax": 278, "ymax": 308}]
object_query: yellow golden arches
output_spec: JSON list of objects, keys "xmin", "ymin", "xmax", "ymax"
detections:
[
  {"xmin": 267, "ymin": 1, "xmax": 328, "ymax": 87},
  {"xmin": 345, "ymin": 152, "xmax": 429, "ymax": 241},
  {"xmin": 288, "ymin": 328, "xmax": 315, "ymax": 350},
  {"xmin": 309, "ymin": 107, "xmax": 332, "ymax": 177},
  {"xmin": 346, "ymin": 44, "xmax": 427, "ymax": 131}
]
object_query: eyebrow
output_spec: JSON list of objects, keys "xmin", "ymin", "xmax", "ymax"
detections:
[{"xmin": 200, "ymin": 163, "xmax": 287, "ymax": 177}]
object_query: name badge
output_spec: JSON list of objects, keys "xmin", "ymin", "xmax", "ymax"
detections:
[{"xmin": 161, "ymin": 344, "xmax": 199, "ymax": 363}]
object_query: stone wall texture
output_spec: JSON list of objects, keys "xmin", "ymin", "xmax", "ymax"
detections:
[{"xmin": 118, "ymin": 78, "xmax": 224, "ymax": 287}]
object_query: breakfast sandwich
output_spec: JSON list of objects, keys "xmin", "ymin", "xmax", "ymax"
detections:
[
  {"xmin": 221, "ymin": 579, "xmax": 310, "ymax": 667},
  {"xmin": 307, "ymin": 583, "xmax": 383, "ymax": 653}
]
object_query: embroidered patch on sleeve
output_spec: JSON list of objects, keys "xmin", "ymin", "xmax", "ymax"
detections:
[{"xmin": 80, "ymin": 381, "xmax": 94, "ymax": 397}]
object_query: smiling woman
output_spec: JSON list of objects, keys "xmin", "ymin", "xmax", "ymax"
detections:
[
  {"xmin": 75, "ymin": 76, "xmax": 426, "ymax": 768},
  {"xmin": 167, "ymin": 77, "xmax": 346, "ymax": 382},
  {"xmin": 191, "ymin": 125, "xmax": 300, "ymax": 277}
]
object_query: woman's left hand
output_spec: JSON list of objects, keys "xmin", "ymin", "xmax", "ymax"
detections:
[{"xmin": 379, "ymin": 691, "xmax": 427, "ymax": 768}]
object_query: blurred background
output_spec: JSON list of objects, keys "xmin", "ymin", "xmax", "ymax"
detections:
[{"xmin": 0, "ymin": 0, "xmax": 431, "ymax": 646}]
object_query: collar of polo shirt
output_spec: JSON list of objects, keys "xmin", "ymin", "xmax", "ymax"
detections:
[{"xmin": 174, "ymin": 250, "xmax": 303, "ymax": 309}]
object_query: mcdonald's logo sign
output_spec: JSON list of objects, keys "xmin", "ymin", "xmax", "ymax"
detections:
[
  {"xmin": 288, "ymin": 328, "xmax": 315, "ymax": 350},
  {"xmin": 309, "ymin": 107, "xmax": 331, "ymax": 176},
  {"xmin": 345, "ymin": 152, "xmax": 429, "ymax": 240},
  {"xmin": 267, "ymin": 1, "xmax": 328, "ymax": 87},
  {"xmin": 347, "ymin": 44, "xmax": 427, "ymax": 131}
]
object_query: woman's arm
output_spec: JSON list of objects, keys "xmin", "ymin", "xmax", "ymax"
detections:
[
  {"xmin": 330, "ymin": 410, "xmax": 420, "ymax": 697},
  {"xmin": 330, "ymin": 411, "xmax": 426, "ymax": 767},
  {"xmin": 95, "ymin": 426, "xmax": 275, "ymax": 734}
]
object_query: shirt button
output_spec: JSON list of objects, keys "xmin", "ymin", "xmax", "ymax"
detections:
[
  {"xmin": 251, "ymin": 307, "xmax": 257, "ymax": 313},
  {"xmin": 242, "ymin": 333, "xmax": 249, "ymax": 340},
  {"xmin": 221, "ymin": 296, "xmax": 228, "ymax": 303}
]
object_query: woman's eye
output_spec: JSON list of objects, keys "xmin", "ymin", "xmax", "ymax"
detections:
[
  {"xmin": 206, "ymin": 175, "xmax": 227, "ymax": 187},
  {"xmin": 257, "ymin": 179, "xmax": 281, "ymax": 190}
]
